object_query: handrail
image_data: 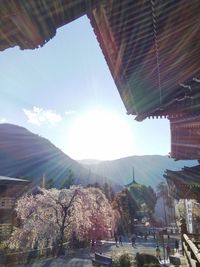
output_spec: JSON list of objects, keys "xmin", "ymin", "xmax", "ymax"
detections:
[{"xmin": 183, "ymin": 234, "xmax": 200, "ymax": 267}]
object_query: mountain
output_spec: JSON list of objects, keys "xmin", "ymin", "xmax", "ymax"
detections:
[
  {"xmin": 79, "ymin": 159, "xmax": 102, "ymax": 165},
  {"xmin": 1, "ymin": 123, "xmax": 197, "ymax": 192},
  {"xmin": 0, "ymin": 123, "xmax": 120, "ymax": 189},
  {"xmin": 79, "ymin": 155, "xmax": 198, "ymax": 189}
]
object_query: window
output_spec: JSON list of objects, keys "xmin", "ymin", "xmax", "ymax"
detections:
[{"xmin": 0, "ymin": 198, "xmax": 15, "ymax": 209}]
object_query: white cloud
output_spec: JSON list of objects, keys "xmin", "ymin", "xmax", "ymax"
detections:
[
  {"xmin": 23, "ymin": 106, "xmax": 62, "ymax": 126},
  {"xmin": 0, "ymin": 118, "xmax": 7, "ymax": 123}
]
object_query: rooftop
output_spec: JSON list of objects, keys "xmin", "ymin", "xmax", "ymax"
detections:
[
  {"xmin": 0, "ymin": 176, "xmax": 29, "ymax": 183},
  {"xmin": 164, "ymin": 165, "xmax": 200, "ymax": 199},
  {"xmin": 89, "ymin": 0, "xmax": 200, "ymax": 120}
]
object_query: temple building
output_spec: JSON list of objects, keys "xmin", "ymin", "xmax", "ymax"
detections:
[
  {"xmin": 0, "ymin": 176, "xmax": 30, "ymax": 240},
  {"xmin": 164, "ymin": 166, "xmax": 200, "ymax": 233},
  {"xmin": 125, "ymin": 168, "xmax": 137, "ymax": 188},
  {"xmin": 89, "ymin": 0, "xmax": 200, "ymax": 161},
  {"xmin": 164, "ymin": 166, "xmax": 200, "ymax": 201}
]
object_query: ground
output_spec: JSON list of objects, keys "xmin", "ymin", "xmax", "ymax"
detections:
[{"xmin": 17, "ymin": 235, "xmax": 185, "ymax": 267}]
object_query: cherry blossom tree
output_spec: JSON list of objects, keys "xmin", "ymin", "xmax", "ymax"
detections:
[
  {"xmin": 85, "ymin": 187, "xmax": 117, "ymax": 240},
  {"xmin": 8, "ymin": 186, "xmax": 118, "ymax": 254}
]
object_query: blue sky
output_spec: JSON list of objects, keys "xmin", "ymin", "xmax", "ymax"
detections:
[{"xmin": 0, "ymin": 16, "xmax": 170, "ymax": 160}]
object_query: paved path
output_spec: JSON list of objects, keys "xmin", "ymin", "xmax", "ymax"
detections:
[{"xmin": 17, "ymin": 235, "xmax": 184, "ymax": 267}]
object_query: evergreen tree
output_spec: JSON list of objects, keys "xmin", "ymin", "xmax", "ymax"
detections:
[
  {"xmin": 60, "ymin": 169, "xmax": 75, "ymax": 189},
  {"xmin": 46, "ymin": 178, "xmax": 55, "ymax": 189}
]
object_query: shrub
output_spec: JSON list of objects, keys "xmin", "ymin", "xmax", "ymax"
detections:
[
  {"xmin": 119, "ymin": 253, "xmax": 132, "ymax": 267},
  {"xmin": 113, "ymin": 253, "xmax": 132, "ymax": 267},
  {"xmin": 135, "ymin": 253, "xmax": 161, "ymax": 267}
]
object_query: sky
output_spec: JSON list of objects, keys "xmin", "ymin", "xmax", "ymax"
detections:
[{"xmin": 0, "ymin": 16, "xmax": 170, "ymax": 161}]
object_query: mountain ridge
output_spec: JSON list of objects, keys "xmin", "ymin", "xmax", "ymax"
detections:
[
  {"xmin": 0, "ymin": 123, "xmax": 120, "ymax": 189},
  {"xmin": 0, "ymin": 123, "xmax": 197, "ymax": 191},
  {"xmin": 79, "ymin": 155, "xmax": 197, "ymax": 188}
]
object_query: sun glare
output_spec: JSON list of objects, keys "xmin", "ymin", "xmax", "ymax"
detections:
[{"xmin": 67, "ymin": 110, "xmax": 134, "ymax": 160}]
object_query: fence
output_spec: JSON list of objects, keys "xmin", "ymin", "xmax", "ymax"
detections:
[
  {"xmin": 0, "ymin": 225, "xmax": 12, "ymax": 239},
  {"xmin": 0, "ymin": 242, "xmax": 73, "ymax": 267}
]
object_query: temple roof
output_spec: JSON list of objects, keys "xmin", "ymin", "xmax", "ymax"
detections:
[
  {"xmin": 125, "ymin": 167, "xmax": 137, "ymax": 187},
  {"xmin": 0, "ymin": 176, "xmax": 29, "ymax": 183},
  {"xmin": 164, "ymin": 165, "xmax": 200, "ymax": 199},
  {"xmin": 0, "ymin": 176, "xmax": 30, "ymax": 197},
  {"xmin": 89, "ymin": 0, "xmax": 200, "ymax": 120},
  {"xmin": 0, "ymin": 0, "xmax": 103, "ymax": 51},
  {"xmin": 164, "ymin": 166, "xmax": 200, "ymax": 187}
]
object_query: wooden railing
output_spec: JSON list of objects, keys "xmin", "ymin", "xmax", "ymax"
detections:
[
  {"xmin": 0, "ymin": 242, "xmax": 69, "ymax": 267},
  {"xmin": 0, "ymin": 224, "xmax": 12, "ymax": 237},
  {"xmin": 0, "ymin": 242, "xmax": 91, "ymax": 267},
  {"xmin": 182, "ymin": 234, "xmax": 200, "ymax": 267}
]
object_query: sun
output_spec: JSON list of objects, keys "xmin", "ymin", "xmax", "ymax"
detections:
[{"xmin": 67, "ymin": 109, "xmax": 134, "ymax": 160}]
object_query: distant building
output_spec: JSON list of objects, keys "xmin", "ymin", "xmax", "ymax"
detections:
[
  {"xmin": 125, "ymin": 167, "xmax": 137, "ymax": 188},
  {"xmin": 0, "ymin": 176, "xmax": 30, "ymax": 240}
]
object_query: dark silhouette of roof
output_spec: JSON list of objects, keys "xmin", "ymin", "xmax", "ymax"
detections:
[
  {"xmin": 0, "ymin": 0, "xmax": 104, "ymax": 51},
  {"xmin": 0, "ymin": 176, "xmax": 29, "ymax": 183}
]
